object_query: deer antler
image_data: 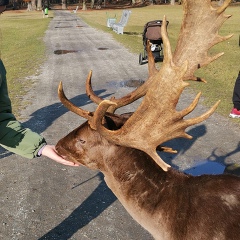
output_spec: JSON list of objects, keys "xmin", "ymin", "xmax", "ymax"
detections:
[
  {"xmin": 173, "ymin": 0, "xmax": 232, "ymax": 81},
  {"xmin": 58, "ymin": 0, "xmax": 231, "ymax": 171},
  {"xmin": 85, "ymin": 41, "xmax": 158, "ymax": 113}
]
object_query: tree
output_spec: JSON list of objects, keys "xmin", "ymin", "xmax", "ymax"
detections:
[
  {"xmin": 31, "ymin": 0, "xmax": 36, "ymax": 10},
  {"xmin": 62, "ymin": 0, "xmax": 67, "ymax": 9},
  {"xmin": 90, "ymin": 0, "xmax": 95, "ymax": 8},
  {"xmin": 27, "ymin": 2, "xmax": 32, "ymax": 11},
  {"xmin": 82, "ymin": 0, "xmax": 87, "ymax": 10},
  {"xmin": 37, "ymin": 0, "xmax": 42, "ymax": 10}
]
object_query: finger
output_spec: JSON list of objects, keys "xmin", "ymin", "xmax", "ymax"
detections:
[{"xmin": 57, "ymin": 159, "xmax": 80, "ymax": 166}]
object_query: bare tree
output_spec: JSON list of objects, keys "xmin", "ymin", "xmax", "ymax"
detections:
[
  {"xmin": 62, "ymin": 0, "xmax": 67, "ymax": 9},
  {"xmin": 37, "ymin": 0, "xmax": 42, "ymax": 10},
  {"xmin": 82, "ymin": 0, "xmax": 87, "ymax": 10},
  {"xmin": 90, "ymin": 0, "xmax": 95, "ymax": 8},
  {"xmin": 26, "ymin": 0, "xmax": 32, "ymax": 11},
  {"xmin": 31, "ymin": 0, "xmax": 36, "ymax": 10}
]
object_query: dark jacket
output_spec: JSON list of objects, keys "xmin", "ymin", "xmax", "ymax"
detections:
[{"xmin": 0, "ymin": 59, "xmax": 46, "ymax": 158}]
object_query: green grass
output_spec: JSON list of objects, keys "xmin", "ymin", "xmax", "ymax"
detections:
[
  {"xmin": 79, "ymin": 4, "xmax": 240, "ymax": 119},
  {"xmin": 0, "ymin": 10, "xmax": 51, "ymax": 116}
]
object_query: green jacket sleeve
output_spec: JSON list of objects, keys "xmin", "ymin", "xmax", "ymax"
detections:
[{"xmin": 0, "ymin": 59, "xmax": 47, "ymax": 159}]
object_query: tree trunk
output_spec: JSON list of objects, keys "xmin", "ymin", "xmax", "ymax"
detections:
[
  {"xmin": 170, "ymin": 0, "xmax": 175, "ymax": 5},
  {"xmin": 31, "ymin": 0, "xmax": 36, "ymax": 10},
  {"xmin": 27, "ymin": 2, "xmax": 32, "ymax": 11},
  {"xmin": 62, "ymin": 0, "xmax": 67, "ymax": 9},
  {"xmin": 90, "ymin": 0, "xmax": 94, "ymax": 8},
  {"xmin": 82, "ymin": 0, "xmax": 87, "ymax": 10},
  {"xmin": 37, "ymin": 0, "xmax": 42, "ymax": 10}
]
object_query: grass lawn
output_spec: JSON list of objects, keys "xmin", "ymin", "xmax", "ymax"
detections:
[
  {"xmin": 79, "ymin": 4, "xmax": 240, "ymax": 119},
  {"xmin": 0, "ymin": 9, "xmax": 51, "ymax": 116}
]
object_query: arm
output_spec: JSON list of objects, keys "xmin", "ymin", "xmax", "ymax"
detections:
[
  {"xmin": 0, "ymin": 116, "xmax": 79, "ymax": 166},
  {"xmin": 0, "ymin": 60, "xmax": 79, "ymax": 166}
]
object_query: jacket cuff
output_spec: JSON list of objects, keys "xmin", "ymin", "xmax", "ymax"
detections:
[
  {"xmin": 37, "ymin": 144, "xmax": 47, "ymax": 157},
  {"xmin": 34, "ymin": 142, "xmax": 47, "ymax": 158}
]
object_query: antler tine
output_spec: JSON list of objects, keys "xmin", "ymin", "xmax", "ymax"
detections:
[
  {"xmin": 146, "ymin": 40, "xmax": 158, "ymax": 77},
  {"xmin": 184, "ymin": 100, "xmax": 220, "ymax": 127},
  {"xmin": 160, "ymin": 100, "xmax": 221, "ymax": 143},
  {"xmin": 59, "ymin": 79, "xmax": 122, "ymax": 129},
  {"xmin": 86, "ymin": 74, "xmax": 149, "ymax": 113},
  {"xmin": 178, "ymin": 92, "xmax": 202, "ymax": 117},
  {"xmin": 217, "ymin": 0, "xmax": 231, "ymax": 14},
  {"xmin": 85, "ymin": 39, "xmax": 161, "ymax": 113},
  {"xmin": 58, "ymin": 81, "xmax": 92, "ymax": 120},
  {"xmin": 161, "ymin": 15, "xmax": 172, "ymax": 63},
  {"xmin": 86, "ymin": 70, "xmax": 103, "ymax": 105},
  {"xmin": 90, "ymin": 100, "xmax": 117, "ymax": 130}
]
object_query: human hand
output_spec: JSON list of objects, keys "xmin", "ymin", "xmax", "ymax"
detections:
[{"xmin": 41, "ymin": 145, "xmax": 80, "ymax": 166}]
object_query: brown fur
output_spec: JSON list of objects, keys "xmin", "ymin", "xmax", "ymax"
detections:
[
  {"xmin": 56, "ymin": 1, "xmax": 238, "ymax": 238},
  {"xmin": 56, "ymin": 116, "xmax": 240, "ymax": 240}
]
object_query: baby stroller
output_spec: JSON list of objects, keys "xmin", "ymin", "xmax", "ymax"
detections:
[{"xmin": 139, "ymin": 20, "xmax": 169, "ymax": 65}]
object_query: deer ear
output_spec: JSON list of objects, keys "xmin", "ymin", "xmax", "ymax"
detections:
[
  {"xmin": 104, "ymin": 116, "xmax": 119, "ymax": 130},
  {"xmin": 104, "ymin": 112, "xmax": 133, "ymax": 130}
]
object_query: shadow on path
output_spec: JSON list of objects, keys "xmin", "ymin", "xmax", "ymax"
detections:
[
  {"xmin": 38, "ymin": 173, "xmax": 117, "ymax": 240},
  {"xmin": 159, "ymin": 125, "xmax": 208, "ymax": 170}
]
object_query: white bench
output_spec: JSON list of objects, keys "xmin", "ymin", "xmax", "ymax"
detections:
[
  {"xmin": 72, "ymin": 6, "xmax": 79, "ymax": 13},
  {"xmin": 112, "ymin": 10, "xmax": 131, "ymax": 34},
  {"xmin": 106, "ymin": 12, "xmax": 117, "ymax": 28}
]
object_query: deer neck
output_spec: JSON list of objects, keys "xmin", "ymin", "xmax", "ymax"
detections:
[{"xmin": 101, "ymin": 146, "xmax": 186, "ymax": 240}]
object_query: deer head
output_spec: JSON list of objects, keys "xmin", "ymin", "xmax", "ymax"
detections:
[{"xmin": 56, "ymin": 0, "xmax": 232, "ymax": 172}]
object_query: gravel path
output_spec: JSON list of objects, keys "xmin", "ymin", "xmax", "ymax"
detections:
[{"xmin": 0, "ymin": 10, "xmax": 239, "ymax": 240}]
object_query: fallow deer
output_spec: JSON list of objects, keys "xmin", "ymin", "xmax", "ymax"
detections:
[{"xmin": 56, "ymin": 0, "xmax": 240, "ymax": 239}]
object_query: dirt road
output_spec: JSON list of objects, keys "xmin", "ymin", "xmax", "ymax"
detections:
[{"xmin": 0, "ymin": 10, "xmax": 240, "ymax": 240}]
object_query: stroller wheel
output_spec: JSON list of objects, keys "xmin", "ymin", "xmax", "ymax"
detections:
[{"xmin": 139, "ymin": 53, "xmax": 143, "ymax": 65}]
